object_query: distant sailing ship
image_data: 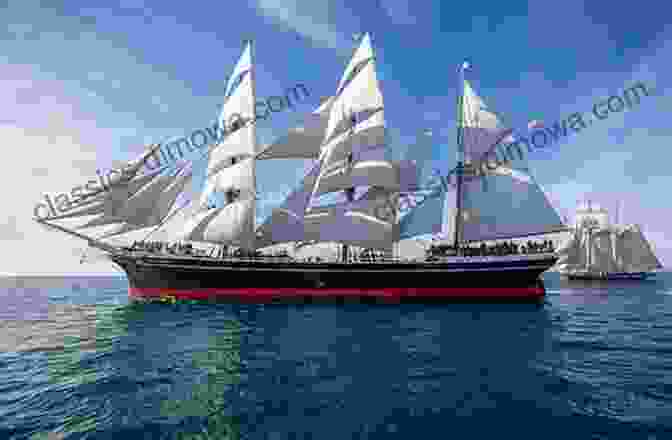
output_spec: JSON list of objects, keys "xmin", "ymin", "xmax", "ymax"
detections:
[
  {"xmin": 35, "ymin": 34, "xmax": 565, "ymax": 301},
  {"xmin": 556, "ymin": 201, "xmax": 662, "ymax": 280}
]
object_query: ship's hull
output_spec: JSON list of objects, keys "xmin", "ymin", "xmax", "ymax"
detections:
[
  {"xmin": 110, "ymin": 252, "xmax": 557, "ymax": 302},
  {"xmin": 563, "ymin": 271, "xmax": 652, "ymax": 281}
]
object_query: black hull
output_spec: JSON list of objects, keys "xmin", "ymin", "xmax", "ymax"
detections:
[{"xmin": 110, "ymin": 252, "xmax": 557, "ymax": 303}]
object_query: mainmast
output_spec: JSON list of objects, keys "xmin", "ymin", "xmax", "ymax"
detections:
[
  {"xmin": 453, "ymin": 62, "xmax": 468, "ymax": 254},
  {"xmin": 342, "ymin": 104, "xmax": 356, "ymax": 263},
  {"xmin": 249, "ymin": 38, "xmax": 257, "ymax": 253}
]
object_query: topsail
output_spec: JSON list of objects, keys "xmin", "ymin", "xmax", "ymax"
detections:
[{"xmin": 181, "ymin": 42, "xmax": 257, "ymax": 251}]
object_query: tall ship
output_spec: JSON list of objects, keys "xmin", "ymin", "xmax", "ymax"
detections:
[
  {"xmin": 35, "ymin": 34, "xmax": 565, "ymax": 301},
  {"xmin": 556, "ymin": 201, "xmax": 662, "ymax": 280}
]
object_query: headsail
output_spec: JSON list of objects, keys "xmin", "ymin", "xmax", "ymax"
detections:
[
  {"xmin": 80, "ymin": 166, "xmax": 181, "ymax": 229},
  {"xmin": 97, "ymin": 164, "xmax": 193, "ymax": 238}
]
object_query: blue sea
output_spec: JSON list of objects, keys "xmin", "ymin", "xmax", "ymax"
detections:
[{"xmin": 1, "ymin": 273, "xmax": 671, "ymax": 439}]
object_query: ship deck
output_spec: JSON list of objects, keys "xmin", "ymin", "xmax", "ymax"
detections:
[
  {"xmin": 112, "ymin": 250, "xmax": 557, "ymax": 268},
  {"xmin": 109, "ymin": 251, "xmax": 558, "ymax": 302}
]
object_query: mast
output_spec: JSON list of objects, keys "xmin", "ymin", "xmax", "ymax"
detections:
[
  {"xmin": 249, "ymin": 38, "xmax": 257, "ymax": 253},
  {"xmin": 587, "ymin": 227, "xmax": 593, "ymax": 272},
  {"xmin": 453, "ymin": 62, "xmax": 467, "ymax": 253},
  {"xmin": 612, "ymin": 202, "xmax": 620, "ymax": 271}
]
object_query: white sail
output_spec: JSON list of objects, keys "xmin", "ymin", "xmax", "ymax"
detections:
[
  {"xmin": 187, "ymin": 42, "xmax": 257, "ymax": 250},
  {"xmin": 313, "ymin": 145, "xmax": 404, "ymax": 196},
  {"xmin": 255, "ymin": 162, "xmax": 320, "ymax": 247},
  {"xmin": 460, "ymin": 165, "xmax": 564, "ymax": 242},
  {"xmin": 323, "ymin": 60, "xmax": 383, "ymax": 144},
  {"xmin": 213, "ymin": 158, "xmax": 255, "ymax": 200},
  {"xmin": 589, "ymin": 229, "xmax": 617, "ymax": 272},
  {"xmin": 557, "ymin": 206, "xmax": 663, "ymax": 275},
  {"xmin": 461, "ymin": 80, "xmax": 510, "ymax": 162},
  {"xmin": 399, "ymin": 184, "xmax": 455, "ymax": 239},
  {"xmin": 310, "ymin": 33, "xmax": 396, "ymax": 202},
  {"xmin": 616, "ymin": 225, "xmax": 662, "ymax": 272},
  {"xmin": 148, "ymin": 198, "xmax": 202, "ymax": 243},
  {"xmin": 223, "ymin": 43, "xmax": 252, "ymax": 101},
  {"xmin": 335, "ymin": 34, "xmax": 374, "ymax": 97},
  {"xmin": 304, "ymin": 187, "xmax": 398, "ymax": 250},
  {"xmin": 256, "ymin": 97, "xmax": 334, "ymax": 160},
  {"xmin": 43, "ymin": 164, "xmax": 167, "ymax": 222},
  {"xmin": 206, "ymin": 125, "xmax": 255, "ymax": 178},
  {"xmin": 121, "ymin": 143, "xmax": 164, "ymax": 177},
  {"xmin": 184, "ymin": 199, "xmax": 255, "ymax": 248},
  {"xmin": 99, "ymin": 165, "xmax": 194, "ymax": 237},
  {"xmin": 401, "ymin": 77, "xmax": 561, "ymax": 242},
  {"xmin": 79, "ymin": 167, "xmax": 178, "ymax": 229},
  {"xmin": 556, "ymin": 230, "xmax": 583, "ymax": 270},
  {"xmin": 179, "ymin": 207, "xmax": 220, "ymax": 242}
]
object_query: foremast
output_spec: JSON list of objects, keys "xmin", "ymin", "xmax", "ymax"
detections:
[
  {"xmin": 453, "ymin": 62, "xmax": 468, "ymax": 254},
  {"xmin": 178, "ymin": 40, "xmax": 258, "ymax": 253}
]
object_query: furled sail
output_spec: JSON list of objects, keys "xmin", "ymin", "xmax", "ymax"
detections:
[{"xmin": 256, "ymin": 97, "xmax": 334, "ymax": 160}]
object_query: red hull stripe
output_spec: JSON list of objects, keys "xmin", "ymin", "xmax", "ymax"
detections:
[{"xmin": 129, "ymin": 287, "xmax": 545, "ymax": 300}]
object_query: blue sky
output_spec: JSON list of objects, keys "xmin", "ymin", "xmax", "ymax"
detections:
[{"xmin": 1, "ymin": 0, "xmax": 671, "ymax": 274}]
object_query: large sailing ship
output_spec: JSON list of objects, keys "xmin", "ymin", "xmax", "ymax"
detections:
[
  {"xmin": 556, "ymin": 201, "xmax": 662, "ymax": 280},
  {"xmin": 35, "ymin": 34, "xmax": 565, "ymax": 301}
]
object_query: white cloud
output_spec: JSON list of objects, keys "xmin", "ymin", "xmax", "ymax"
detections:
[
  {"xmin": 255, "ymin": 0, "xmax": 349, "ymax": 50},
  {"xmin": 0, "ymin": 69, "xmax": 125, "ymax": 275},
  {"xmin": 0, "ymin": 123, "xmax": 123, "ymax": 275}
]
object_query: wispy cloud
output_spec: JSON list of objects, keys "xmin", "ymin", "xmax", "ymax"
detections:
[
  {"xmin": 380, "ymin": 0, "xmax": 417, "ymax": 25},
  {"xmin": 255, "ymin": 0, "xmax": 349, "ymax": 50}
]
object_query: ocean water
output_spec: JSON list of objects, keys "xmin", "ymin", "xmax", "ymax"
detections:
[{"xmin": 1, "ymin": 273, "xmax": 671, "ymax": 439}]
